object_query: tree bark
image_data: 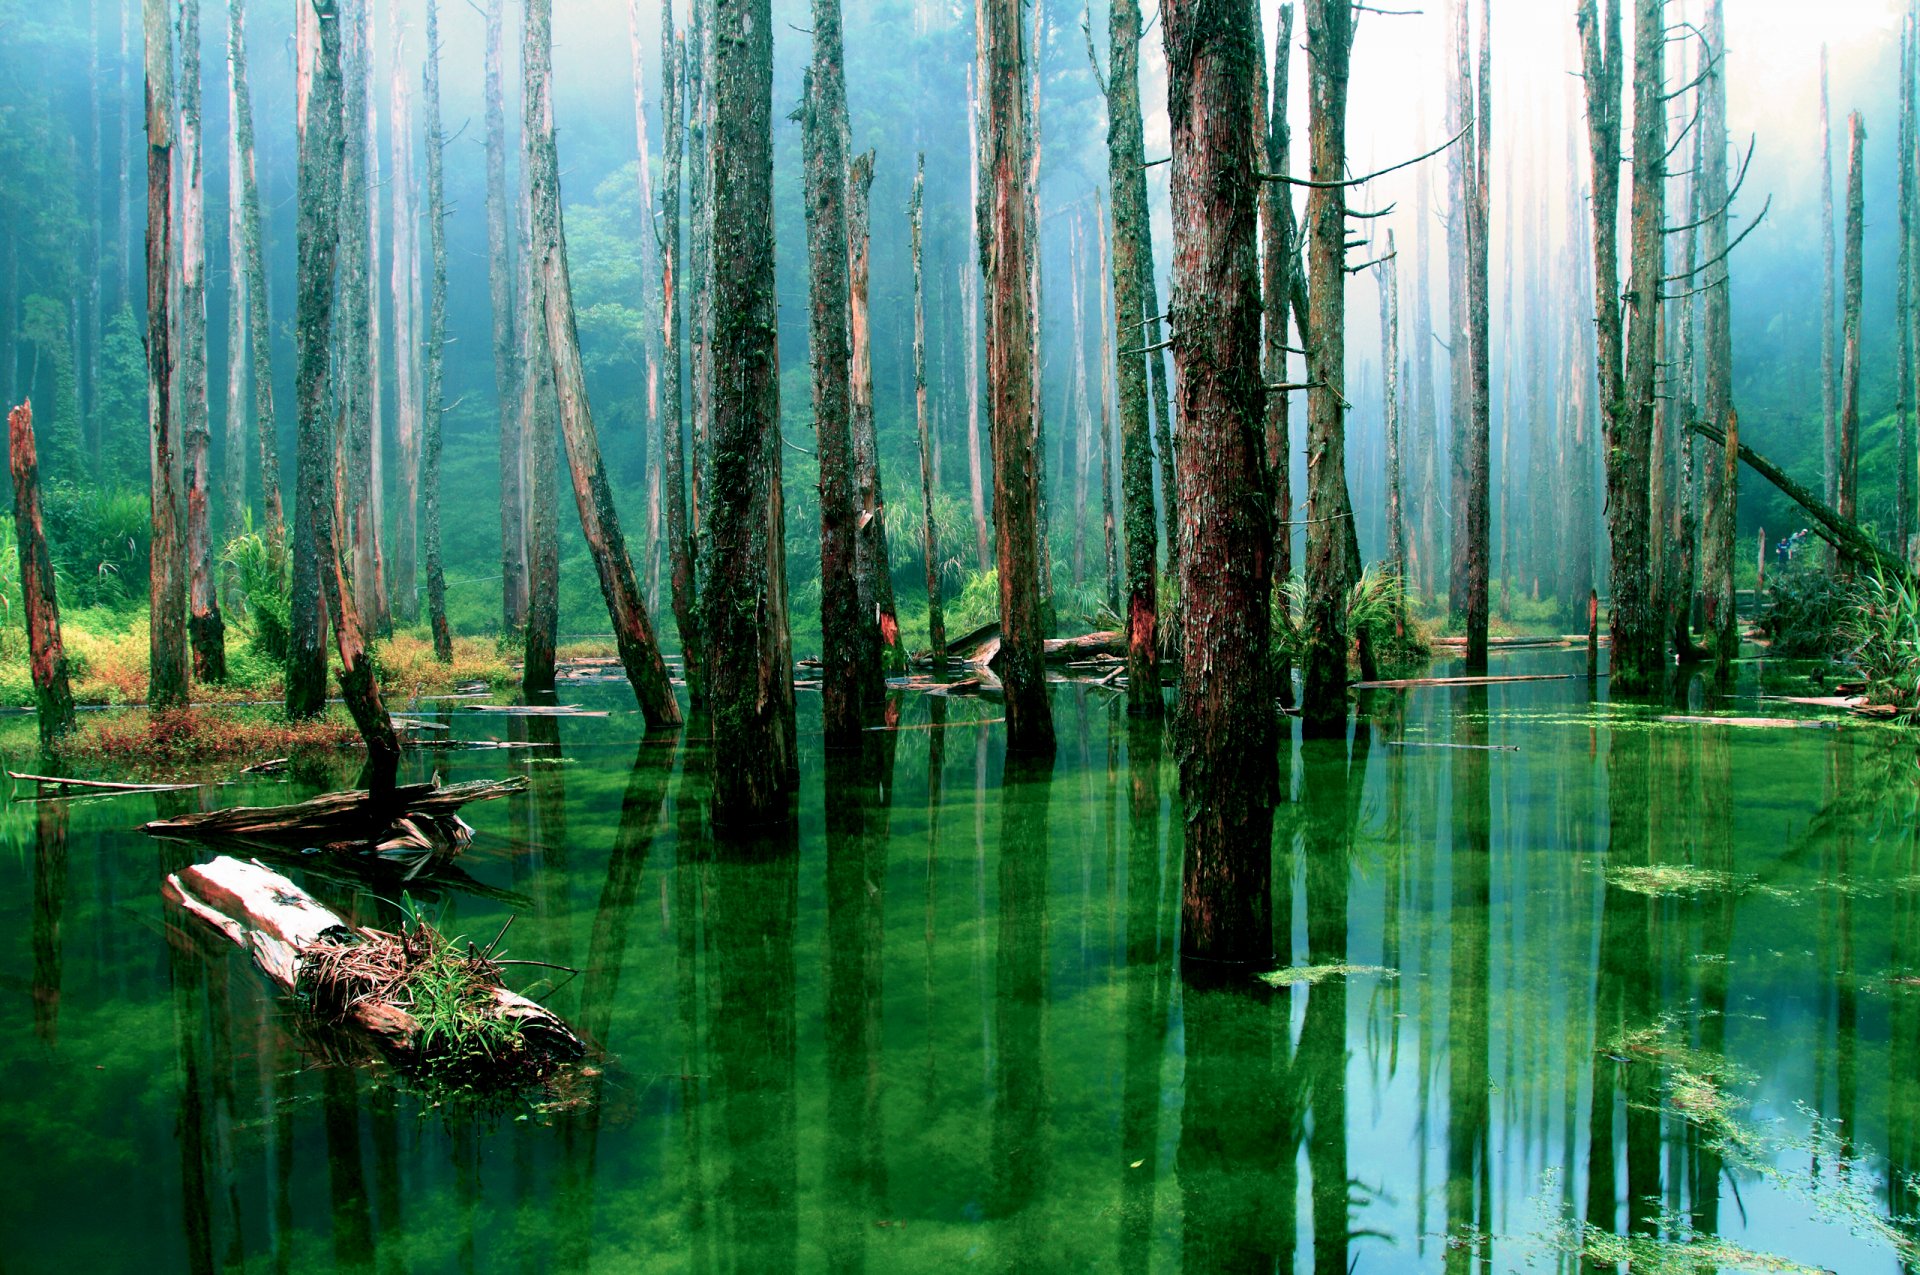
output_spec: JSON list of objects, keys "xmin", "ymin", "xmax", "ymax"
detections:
[
  {"xmin": 1461, "ymin": 0, "xmax": 1491, "ymax": 668},
  {"xmin": 965, "ymin": 67, "xmax": 991, "ymax": 574},
  {"xmin": 801, "ymin": 1, "xmax": 878, "ymax": 743},
  {"xmin": 524, "ymin": 0, "xmax": 681, "ymax": 730},
  {"xmin": 388, "ymin": 33, "xmax": 419, "ymax": 622},
  {"xmin": 1167, "ymin": 0, "xmax": 1275, "ymax": 964},
  {"xmin": 221, "ymin": 2, "xmax": 247, "ymax": 612},
  {"xmin": 178, "ymin": 0, "xmax": 225, "ymax": 682},
  {"xmin": 520, "ymin": 127, "xmax": 559, "ymax": 693},
  {"xmin": 1107, "ymin": 0, "xmax": 1161, "ymax": 715},
  {"xmin": 1838, "ymin": 110, "xmax": 1866, "ymax": 565},
  {"xmin": 849, "ymin": 151, "xmax": 904, "ymax": 672},
  {"xmin": 486, "ymin": 0, "xmax": 525, "ymax": 636},
  {"xmin": 8, "ymin": 401, "xmax": 76, "ymax": 745},
  {"xmin": 912, "ymin": 155, "xmax": 945, "ymax": 658},
  {"xmin": 1699, "ymin": 0, "xmax": 1739, "ymax": 672},
  {"xmin": 1261, "ymin": 2, "xmax": 1294, "ymax": 701},
  {"xmin": 145, "ymin": 0, "xmax": 188, "ymax": 710},
  {"xmin": 980, "ymin": 0, "xmax": 1055, "ymax": 754},
  {"xmin": 1070, "ymin": 214, "xmax": 1092, "ymax": 588},
  {"xmin": 1445, "ymin": 0, "xmax": 1471, "ymax": 625},
  {"xmin": 338, "ymin": 0, "xmax": 376, "ymax": 632},
  {"xmin": 687, "ymin": 0, "xmax": 714, "ymax": 551},
  {"xmin": 1821, "ymin": 46, "xmax": 1839, "ymax": 524},
  {"xmin": 1898, "ymin": 9, "xmax": 1916, "ymax": 561},
  {"xmin": 1381, "ymin": 233, "xmax": 1404, "ymax": 632},
  {"xmin": 422, "ymin": 0, "xmax": 452, "ymax": 661},
  {"xmin": 1096, "ymin": 189, "xmax": 1119, "ymax": 614},
  {"xmin": 659, "ymin": 15, "xmax": 701, "ymax": 705}
]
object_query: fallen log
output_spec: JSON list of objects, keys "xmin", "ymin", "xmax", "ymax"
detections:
[
  {"xmin": 1352, "ymin": 673, "xmax": 1583, "ymax": 690},
  {"xmin": 10, "ymin": 771, "xmax": 201, "ymax": 796},
  {"xmin": 465, "ymin": 704, "xmax": 610, "ymax": 718},
  {"xmin": 1658, "ymin": 714, "xmax": 1835, "ymax": 730},
  {"xmin": 164, "ymin": 856, "xmax": 584, "ymax": 1079}
]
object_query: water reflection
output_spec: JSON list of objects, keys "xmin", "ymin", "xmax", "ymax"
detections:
[{"xmin": 7, "ymin": 675, "xmax": 1920, "ymax": 1271}]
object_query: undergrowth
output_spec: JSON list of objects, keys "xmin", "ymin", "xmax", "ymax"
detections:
[{"xmin": 52, "ymin": 707, "xmax": 360, "ymax": 773}]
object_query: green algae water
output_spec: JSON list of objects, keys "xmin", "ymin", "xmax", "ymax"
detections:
[{"xmin": 4, "ymin": 652, "xmax": 1920, "ymax": 1272}]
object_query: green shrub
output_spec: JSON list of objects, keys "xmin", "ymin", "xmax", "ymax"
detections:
[
  {"xmin": 1759, "ymin": 558, "xmax": 1852, "ymax": 657},
  {"xmin": 221, "ymin": 520, "xmax": 291, "ymax": 663},
  {"xmin": 1845, "ymin": 569, "xmax": 1920, "ymax": 705}
]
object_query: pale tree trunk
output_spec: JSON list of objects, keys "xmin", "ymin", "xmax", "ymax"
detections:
[
  {"xmin": 1106, "ymin": 0, "xmax": 1160, "ymax": 714},
  {"xmin": 222, "ymin": 7, "xmax": 247, "ymax": 613},
  {"xmin": 1260, "ymin": 2, "xmax": 1294, "ymax": 701},
  {"xmin": 801, "ymin": 0, "xmax": 879, "ymax": 744},
  {"xmin": 338, "ymin": 0, "xmax": 376, "ymax": 633},
  {"xmin": 1414, "ymin": 144, "xmax": 1439, "ymax": 601},
  {"xmin": 9, "ymin": 401, "xmax": 76, "ymax": 744},
  {"xmin": 1380, "ymin": 233, "xmax": 1404, "ymax": 633},
  {"xmin": 849, "ymin": 151, "xmax": 904, "ymax": 671},
  {"xmin": 702, "ymin": 0, "xmax": 798, "ymax": 820},
  {"xmin": 1096, "ymin": 189, "xmax": 1118, "ymax": 613},
  {"xmin": 1462, "ymin": 0, "xmax": 1491, "ymax": 669},
  {"xmin": 1300, "ymin": 0, "xmax": 1357, "ymax": 736},
  {"xmin": 1838, "ymin": 110, "xmax": 1866, "ymax": 563},
  {"xmin": 1070, "ymin": 213, "xmax": 1092, "ymax": 589},
  {"xmin": 659, "ymin": 14, "xmax": 701, "ymax": 706},
  {"xmin": 525, "ymin": 0, "xmax": 681, "ymax": 730},
  {"xmin": 965, "ymin": 67, "xmax": 990, "ymax": 573},
  {"xmin": 628, "ymin": 0, "xmax": 660, "ymax": 613},
  {"xmin": 388, "ymin": 33, "xmax": 418, "ymax": 622},
  {"xmin": 229, "ymin": 0, "xmax": 281, "ymax": 550},
  {"xmin": 1896, "ymin": 8, "xmax": 1916, "ymax": 562},
  {"xmin": 1821, "ymin": 46, "xmax": 1839, "ymax": 524},
  {"xmin": 520, "ymin": 144, "xmax": 559, "ymax": 693},
  {"xmin": 363, "ymin": 0, "xmax": 385, "ymax": 633},
  {"xmin": 1700, "ymin": 0, "xmax": 1739, "ymax": 672},
  {"xmin": 1167, "ymin": 0, "xmax": 1275, "ymax": 964},
  {"xmin": 980, "ymin": 0, "xmax": 1054, "ymax": 754},
  {"xmin": 487, "ymin": 0, "xmax": 525, "ymax": 635},
  {"xmin": 422, "ymin": 0, "xmax": 452, "ymax": 660},
  {"xmin": 1445, "ymin": 0, "xmax": 1471, "ymax": 623},
  {"xmin": 145, "ymin": 0, "xmax": 189, "ymax": 710},
  {"xmin": 178, "ymin": 0, "xmax": 225, "ymax": 682},
  {"xmin": 687, "ymin": 0, "xmax": 713, "ymax": 546},
  {"xmin": 1025, "ymin": 0, "xmax": 1051, "ymax": 630},
  {"xmin": 912, "ymin": 156, "xmax": 945, "ymax": 658}
]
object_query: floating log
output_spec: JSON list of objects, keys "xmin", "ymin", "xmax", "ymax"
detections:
[
  {"xmin": 1658, "ymin": 714, "xmax": 1835, "ymax": 730},
  {"xmin": 9, "ymin": 771, "xmax": 201, "ymax": 796},
  {"xmin": 164, "ymin": 855, "xmax": 584, "ymax": 1077},
  {"xmin": 464, "ymin": 704, "xmax": 610, "ymax": 718},
  {"xmin": 1352, "ymin": 673, "xmax": 1583, "ymax": 690}
]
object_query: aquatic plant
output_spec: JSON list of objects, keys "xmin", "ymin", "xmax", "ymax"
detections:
[
  {"xmin": 1758, "ymin": 557, "xmax": 1854, "ymax": 658},
  {"xmin": 1844, "ymin": 567, "xmax": 1920, "ymax": 707},
  {"xmin": 1258, "ymin": 963, "xmax": 1397, "ymax": 987},
  {"xmin": 1272, "ymin": 565, "xmax": 1432, "ymax": 675}
]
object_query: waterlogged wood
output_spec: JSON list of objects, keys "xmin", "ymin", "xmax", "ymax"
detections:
[
  {"xmin": 144, "ymin": 777, "xmax": 525, "ymax": 842},
  {"xmin": 465, "ymin": 704, "xmax": 610, "ymax": 718},
  {"xmin": 1354, "ymin": 673, "xmax": 1581, "ymax": 690},
  {"xmin": 1658, "ymin": 715, "xmax": 1835, "ymax": 731},
  {"xmin": 7, "ymin": 402, "xmax": 75, "ymax": 743},
  {"xmin": 163, "ymin": 855, "xmax": 585, "ymax": 1064},
  {"xmin": 11, "ymin": 772, "xmax": 193, "ymax": 795}
]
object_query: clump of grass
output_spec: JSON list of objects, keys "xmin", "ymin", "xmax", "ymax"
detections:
[
  {"xmin": 1760, "ymin": 557, "xmax": 1855, "ymax": 658},
  {"xmin": 373, "ymin": 632, "xmax": 514, "ymax": 699},
  {"xmin": 1274, "ymin": 565, "xmax": 1433, "ymax": 677},
  {"xmin": 1540, "ymin": 1212, "xmax": 1830, "ymax": 1274},
  {"xmin": 1259, "ymin": 963, "xmax": 1397, "ymax": 988},
  {"xmin": 1606, "ymin": 863, "xmax": 1747, "ymax": 898},
  {"xmin": 1846, "ymin": 568, "xmax": 1920, "ymax": 708},
  {"xmin": 54, "ymin": 706, "xmax": 359, "ymax": 775}
]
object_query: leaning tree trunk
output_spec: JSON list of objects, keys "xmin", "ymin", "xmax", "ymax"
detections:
[
  {"xmin": 849, "ymin": 151, "xmax": 904, "ymax": 671},
  {"xmin": 912, "ymin": 155, "xmax": 945, "ymax": 659},
  {"xmin": 1699, "ymin": 0, "xmax": 1739, "ymax": 673},
  {"xmin": 800, "ymin": 5, "xmax": 876, "ymax": 745},
  {"xmin": 659, "ymin": 10, "xmax": 700, "ymax": 705},
  {"xmin": 486, "ymin": 0, "xmax": 526, "ymax": 636},
  {"xmin": 1106, "ymin": 0, "xmax": 1160, "ymax": 715},
  {"xmin": 178, "ymin": 0, "xmax": 225, "ymax": 682},
  {"xmin": 1838, "ymin": 110, "xmax": 1866, "ymax": 568},
  {"xmin": 1167, "ymin": 0, "xmax": 1275, "ymax": 965},
  {"xmin": 1300, "ymin": 0, "xmax": 1357, "ymax": 737},
  {"xmin": 701, "ymin": 0, "xmax": 797, "ymax": 821},
  {"xmin": 981, "ymin": 0, "xmax": 1054, "ymax": 755},
  {"xmin": 388, "ymin": 37, "xmax": 419, "ymax": 622},
  {"xmin": 145, "ymin": 0, "xmax": 189, "ymax": 710},
  {"xmin": 230, "ymin": 0, "xmax": 281, "ymax": 550},
  {"xmin": 1260, "ymin": 2, "xmax": 1295, "ymax": 702},
  {"xmin": 422, "ymin": 0, "xmax": 452, "ymax": 661},
  {"xmin": 9, "ymin": 402, "xmax": 76, "ymax": 744},
  {"xmin": 525, "ymin": 0, "xmax": 681, "ymax": 730}
]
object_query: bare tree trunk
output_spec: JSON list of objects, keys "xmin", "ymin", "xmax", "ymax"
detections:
[
  {"xmin": 702, "ymin": 0, "xmax": 797, "ymax": 819},
  {"xmin": 388, "ymin": 33, "xmax": 418, "ymax": 622},
  {"xmin": 1838, "ymin": 110, "xmax": 1866, "ymax": 563},
  {"xmin": 1167, "ymin": 0, "xmax": 1275, "ymax": 964},
  {"xmin": 801, "ymin": 0, "xmax": 878, "ymax": 744},
  {"xmin": 1897, "ymin": 8, "xmax": 1916, "ymax": 563},
  {"xmin": 687, "ymin": 0, "xmax": 713, "ymax": 551},
  {"xmin": 1261, "ymin": 2, "xmax": 1294, "ymax": 701},
  {"xmin": 228, "ymin": 0, "xmax": 281, "ymax": 551},
  {"xmin": 849, "ymin": 151, "xmax": 904, "ymax": 671},
  {"xmin": 487, "ymin": 0, "xmax": 526, "ymax": 636},
  {"xmin": 1414, "ymin": 140, "xmax": 1438, "ymax": 601},
  {"xmin": 1096, "ymin": 189, "xmax": 1119, "ymax": 614},
  {"xmin": 145, "ymin": 0, "xmax": 188, "ymax": 710},
  {"xmin": 1070, "ymin": 214, "xmax": 1091, "ymax": 589},
  {"xmin": 1107, "ymin": 0, "xmax": 1160, "ymax": 714},
  {"xmin": 338, "ymin": 0, "xmax": 376, "ymax": 632},
  {"xmin": 981, "ymin": 0, "xmax": 1054, "ymax": 754},
  {"xmin": 421, "ymin": 0, "xmax": 452, "ymax": 661},
  {"xmin": 965, "ymin": 68, "xmax": 990, "ymax": 574},
  {"xmin": 912, "ymin": 156, "xmax": 945, "ymax": 658},
  {"xmin": 659, "ymin": 13, "xmax": 701, "ymax": 706},
  {"xmin": 1821, "ymin": 46, "xmax": 1839, "ymax": 526},
  {"xmin": 525, "ymin": 0, "xmax": 680, "ymax": 730},
  {"xmin": 520, "ymin": 142, "xmax": 559, "ymax": 693},
  {"xmin": 175, "ymin": 0, "xmax": 224, "ymax": 683},
  {"xmin": 1700, "ymin": 0, "xmax": 1739, "ymax": 672},
  {"xmin": 629, "ymin": 0, "xmax": 661, "ymax": 615},
  {"xmin": 1025, "ymin": 0, "xmax": 1051, "ymax": 633},
  {"xmin": 222, "ymin": 5, "xmax": 247, "ymax": 613},
  {"xmin": 9, "ymin": 402, "xmax": 76, "ymax": 744},
  {"xmin": 1462, "ymin": 0, "xmax": 1491, "ymax": 669},
  {"xmin": 1381, "ymin": 233, "xmax": 1404, "ymax": 632},
  {"xmin": 363, "ymin": 0, "xmax": 385, "ymax": 634},
  {"xmin": 1445, "ymin": 0, "xmax": 1471, "ymax": 625}
]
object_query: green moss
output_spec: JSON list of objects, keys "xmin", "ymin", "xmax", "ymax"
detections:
[{"xmin": 1258, "ymin": 963, "xmax": 1397, "ymax": 988}]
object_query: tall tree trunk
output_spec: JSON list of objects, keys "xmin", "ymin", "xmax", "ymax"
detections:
[
  {"xmin": 525, "ymin": 0, "xmax": 681, "ymax": 730},
  {"xmin": 801, "ymin": 0, "xmax": 878, "ymax": 744},
  {"xmin": 487, "ymin": 0, "xmax": 526, "ymax": 635},
  {"xmin": 1821, "ymin": 46, "xmax": 1839, "ymax": 524},
  {"xmin": 1445, "ymin": 0, "xmax": 1471, "ymax": 625},
  {"xmin": 388, "ymin": 33, "xmax": 418, "ymax": 622},
  {"xmin": 1261, "ymin": 2, "xmax": 1294, "ymax": 701},
  {"xmin": 9, "ymin": 401, "xmax": 76, "ymax": 744},
  {"xmin": 1838, "ymin": 110, "xmax": 1866, "ymax": 560},
  {"xmin": 1415, "ymin": 145, "xmax": 1440, "ymax": 602},
  {"xmin": 849, "ymin": 152, "xmax": 904, "ymax": 672},
  {"xmin": 228, "ymin": 0, "xmax": 280, "ymax": 551},
  {"xmin": 1897, "ymin": 7, "xmax": 1917, "ymax": 563},
  {"xmin": 520, "ymin": 137, "xmax": 559, "ymax": 693},
  {"xmin": 981, "ymin": 0, "xmax": 1055, "ymax": 754},
  {"xmin": 1107, "ymin": 0, "xmax": 1161, "ymax": 715},
  {"xmin": 145, "ymin": 0, "xmax": 188, "ymax": 710},
  {"xmin": 912, "ymin": 156, "xmax": 945, "ymax": 658},
  {"xmin": 422, "ymin": 0, "xmax": 452, "ymax": 661},
  {"xmin": 687, "ymin": 0, "xmax": 713, "ymax": 551},
  {"xmin": 1700, "ymin": 0, "xmax": 1739, "ymax": 672},
  {"xmin": 965, "ymin": 67, "xmax": 991, "ymax": 574},
  {"xmin": 1300, "ymin": 0, "xmax": 1356, "ymax": 735},
  {"xmin": 363, "ymin": 0, "xmax": 386, "ymax": 633},
  {"xmin": 1168, "ymin": 0, "xmax": 1275, "ymax": 965},
  {"xmin": 338, "ymin": 0, "xmax": 376, "ymax": 632},
  {"xmin": 1461, "ymin": 0, "xmax": 1491, "ymax": 669},
  {"xmin": 1381, "ymin": 234, "xmax": 1404, "ymax": 633},
  {"xmin": 1070, "ymin": 214, "xmax": 1092, "ymax": 589},
  {"xmin": 1097, "ymin": 190, "xmax": 1119, "ymax": 614},
  {"xmin": 1025, "ymin": 0, "xmax": 1051, "ymax": 633},
  {"xmin": 701, "ymin": 0, "xmax": 797, "ymax": 820},
  {"xmin": 659, "ymin": 14, "xmax": 701, "ymax": 706},
  {"xmin": 221, "ymin": 6, "xmax": 247, "ymax": 613},
  {"xmin": 177, "ymin": 0, "xmax": 224, "ymax": 682},
  {"xmin": 629, "ymin": 0, "xmax": 661, "ymax": 615}
]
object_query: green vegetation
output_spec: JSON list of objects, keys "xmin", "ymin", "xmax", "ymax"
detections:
[{"xmin": 1274, "ymin": 565, "xmax": 1432, "ymax": 677}]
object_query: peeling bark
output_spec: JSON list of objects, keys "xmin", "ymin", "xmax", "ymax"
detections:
[
  {"xmin": 178, "ymin": 0, "xmax": 225, "ymax": 682},
  {"xmin": 849, "ymin": 151, "xmax": 903, "ymax": 672}
]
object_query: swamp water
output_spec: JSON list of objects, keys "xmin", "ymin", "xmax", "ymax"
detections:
[{"xmin": 3, "ymin": 652, "xmax": 1919, "ymax": 1272}]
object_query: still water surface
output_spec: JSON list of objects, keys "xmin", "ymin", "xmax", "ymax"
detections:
[{"xmin": 2, "ymin": 652, "xmax": 1917, "ymax": 1272}]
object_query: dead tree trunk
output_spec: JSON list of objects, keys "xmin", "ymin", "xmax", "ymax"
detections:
[
  {"xmin": 422, "ymin": 0, "xmax": 452, "ymax": 661},
  {"xmin": 1445, "ymin": 0, "xmax": 1471, "ymax": 625},
  {"xmin": 338, "ymin": 0, "xmax": 376, "ymax": 632},
  {"xmin": 801, "ymin": 1, "xmax": 877, "ymax": 743},
  {"xmin": 912, "ymin": 156, "xmax": 945, "ymax": 659},
  {"xmin": 1070, "ymin": 214, "xmax": 1092, "ymax": 589},
  {"xmin": 520, "ymin": 133, "xmax": 558, "ymax": 693},
  {"xmin": 486, "ymin": 0, "xmax": 526, "ymax": 636},
  {"xmin": 981, "ymin": 0, "xmax": 1055, "ymax": 754},
  {"xmin": 965, "ymin": 68, "xmax": 991, "ymax": 573},
  {"xmin": 221, "ymin": 7, "xmax": 247, "ymax": 612},
  {"xmin": 1460, "ymin": 0, "xmax": 1491, "ymax": 669},
  {"xmin": 1699, "ymin": 0, "xmax": 1739, "ymax": 672},
  {"xmin": 230, "ymin": 0, "xmax": 281, "ymax": 550},
  {"xmin": 1381, "ymin": 233, "xmax": 1405, "ymax": 631},
  {"xmin": 1414, "ymin": 149, "xmax": 1439, "ymax": 601},
  {"xmin": 1821, "ymin": 46, "xmax": 1839, "ymax": 525},
  {"xmin": 145, "ymin": 0, "xmax": 188, "ymax": 710},
  {"xmin": 1096, "ymin": 189, "xmax": 1119, "ymax": 614},
  {"xmin": 659, "ymin": 13, "xmax": 700, "ymax": 705},
  {"xmin": 1261, "ymin": 2, "xmax": 1295, "ymax": 701},
  {"xmin": 702, "ymin": 0, "xmax": 798, "ymax": 820},
  {"xmin": 628, "ymin": 0, "xmax": 661, "ymax": 615},
  {"xmin": 1898, "ymin": 8, "xmax": 1916, "ymax": 561},
  {"xmin": 849, "ymin": 151, "xmax": 904, "ymax": 671},
  {"xmin": 8, "ymin": 402, "xmax": 76, "ymax": 744},
  {"xmin": 178, "ymin": 0, "xmax": 225, "ymax": 682},
  {"xmin": 388, "ymin": 36, "xmax": 419, "ymax": 622},
  {"xmin": 1838, "ymin": 110, "xmax": 1866, "ymax": 565},
  {"xmin": 687, "ymin": 0, "xmax": 713, "ymax": 552},
  {"xmin": 1166, "ymin": 0, "xmax": 1275, "ymax": 965},
  {"xmin": 1106, "ymin": 0, "xmax": 1161, "ymax": 715},
  {"xmin": 1300, "ymin": 1, "xmax": 1360, "ymax": 737},
  {"xmin": 525, "ymin": 0, "xmax": 681, "ymax": 730}
]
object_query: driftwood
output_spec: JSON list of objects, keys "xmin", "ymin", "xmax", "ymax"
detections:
[
  {"xmin": 1352, "ymin": 673, "xmax": 1582, "ymax": 691},
  {"xmin": 9, "ymin": 771, "xmax": 201, "ymax": 796},
  {"xmin": 1658, "ymin": 714, "xmax": 1836, "ymax": 730},
  {"xmin": 164, "ymin": 855, "xmax": 584, "ymax": 1075},
  {"xmin": 946, "ymin": 621, "xmax": 1127, "ymax": 667},
  {"xmin": 465, "ymin": 703, "xmax": 609, "ymax": 718}
]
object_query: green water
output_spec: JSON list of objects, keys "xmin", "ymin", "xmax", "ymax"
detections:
[{"xmin": 3, "ymin": 652, "xmax": 1919, "ymax": 1273}]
